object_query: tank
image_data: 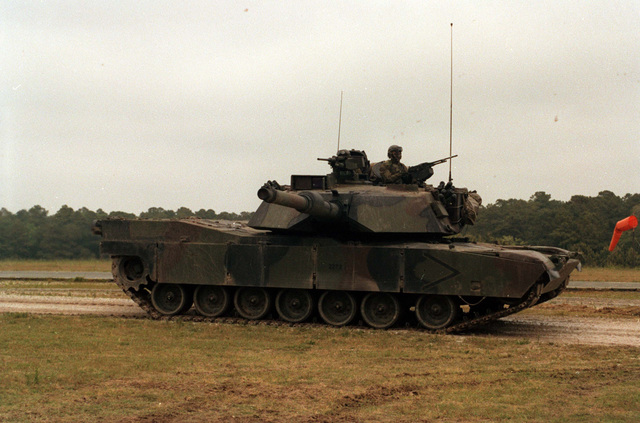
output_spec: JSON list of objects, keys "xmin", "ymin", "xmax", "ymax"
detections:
[{"xmin": 92, "ymin": 148, "xmax": 581, "ymax": 332}]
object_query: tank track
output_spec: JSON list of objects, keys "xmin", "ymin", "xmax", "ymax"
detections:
[
  {"xmin": 444, "ymin": 289, "xmax": 539, "ymax": 333},
  {"xmin": 113, "ymin": 269, "xmax": 543, "ymax": 334}
]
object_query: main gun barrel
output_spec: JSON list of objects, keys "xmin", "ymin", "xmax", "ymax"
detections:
[{"xmin": 257, "ymin": 186, "xmax": 342, "ymax": 220}]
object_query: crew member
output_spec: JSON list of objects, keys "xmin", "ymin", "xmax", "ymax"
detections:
[{"xmin": 379, "ymin": 145, "xmax": 409, "ymax": 184}]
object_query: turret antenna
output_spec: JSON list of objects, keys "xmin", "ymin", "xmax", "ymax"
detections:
[
  {"xmin": 337, "ymin": 90, "xmax": 343, "ymax": 152},
  {"xmin": 448, "ymin": 23, "xmax": 454, "ymax": 183}
]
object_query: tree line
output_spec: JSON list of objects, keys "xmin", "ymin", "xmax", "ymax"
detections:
[
  {"xmin": 0, "ymin": 190, "xmax": 638, "ymax": 267},
  {"xmin": 0, "ymin": 206, "xmax": 253, "ymax": 260},
  {"xmin": 464, "ymin": 191, "xmax": 640, "ymax": 268}
]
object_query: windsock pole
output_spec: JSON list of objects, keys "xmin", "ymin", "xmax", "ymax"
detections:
[{"xmin": 608, "ymin": 215, "xmax": 638, "ymax": 251}]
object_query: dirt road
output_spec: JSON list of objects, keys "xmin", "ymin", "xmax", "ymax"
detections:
[
  {"xmin": 474, "ymin": 315, "xmax": 640, "ymax": 347},
  {"xmin": 1, "ymin": 289, "xmax": 639, "ymax": 347},
  {"xmin": 0, "ymin": 293, "xmax": 144, "ymax": 317}
]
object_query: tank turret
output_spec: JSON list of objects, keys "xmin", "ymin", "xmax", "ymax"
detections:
[{"xmin": 248, "ymin": 150, "xmax": 480, "ymax": 235}]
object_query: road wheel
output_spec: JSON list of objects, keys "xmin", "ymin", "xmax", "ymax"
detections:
[
  {"xmin": 318, "ymin": 291, "xmax": 357, "ymax": 326},
  {"xmin": 415, "ymin": 295, "xmax": 458, "ymax": 330},
  {"xmin": 151, "ymin": 283, "xmax": 192, "ymax": 316},
  {"xmin": 234, "ymin": 287, "xmax": 271, "ymax": 320},
  {"xmin": 275, "ymin": 289, "xmax": 314, "ymax": 323},
  {"xmin": 360, "ymin": 292, "xmax": 400, "ymax": 329},
  {"xmin": 194, "ymin": 285, "xmax": 230, "ymax": 317}
]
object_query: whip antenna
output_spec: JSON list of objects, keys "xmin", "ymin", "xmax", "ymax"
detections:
[
  {"xmin": 337, "ymin": 91, "xmax": 343, "ymax": 152},
  {"xmin": 448, "ymin": 23, "xmax": 454, "ymax": 183}
]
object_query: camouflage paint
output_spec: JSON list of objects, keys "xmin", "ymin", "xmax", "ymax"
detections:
[
  {"xmin": 93, "ymin": 148, "xmax": 580, "ymax": 328},
  {"xmin": 97, "ymin": 218, "xmax": 578, "ymax": 300}
]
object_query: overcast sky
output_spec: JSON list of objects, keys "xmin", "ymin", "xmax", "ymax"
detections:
[{"xmin": 2, "ymin": 1, "xmax": 639, "ymax": 215}]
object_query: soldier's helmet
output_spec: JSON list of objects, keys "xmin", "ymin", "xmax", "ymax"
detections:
[{"xmin": 387, "ymin": 145, "xmax": 403, "ymax": 158}]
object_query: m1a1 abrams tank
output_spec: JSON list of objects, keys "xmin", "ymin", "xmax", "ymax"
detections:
[{"xmin": 92, "ymin": 148, "xmax": 581, "ymax": 332}]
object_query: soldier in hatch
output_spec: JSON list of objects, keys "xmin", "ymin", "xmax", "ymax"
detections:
[{"xmin": 379, "ymin": 145, "xmax": 409, "ymax": 184}]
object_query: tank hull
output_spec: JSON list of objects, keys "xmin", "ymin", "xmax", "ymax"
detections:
[{"xmin": 95, "ymin": 218, "xmax": 580, "ymax": 331}]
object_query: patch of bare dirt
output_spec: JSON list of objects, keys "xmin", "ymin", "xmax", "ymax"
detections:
[
  {"xmin": 0, "ymin": 293, "xmax": 145, "ymax": 316},
  {"xmin": 551, "ymin": 296, "xmax": 640, "ymax": 308},
  {"xmin": 475, "ymin": 315, "xmax": 640, "ymax": 347}
]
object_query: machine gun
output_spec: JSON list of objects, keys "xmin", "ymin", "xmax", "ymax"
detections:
[{"xmin": 408, "ymin": 155, "xmax": 457, "ymax": 183}]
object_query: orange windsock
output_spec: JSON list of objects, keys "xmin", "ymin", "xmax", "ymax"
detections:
[{"xmin": 608, "ymin": 215, "xmax": 638, "ymax": 251}]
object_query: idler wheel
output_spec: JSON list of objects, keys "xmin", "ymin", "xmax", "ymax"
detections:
[
  {"xmin": 275, "ymin": 289, "xmax": 314, "ymax": 323},
  {"xmin": 194, "ymin": 285, "xmax": 230, "ymax": 317},
  {"xmin": 233, "ymin": 287, "xmax": 271, "ymax": 320},
  {"xmin": 360, "ymin": 292, "xmax": 401, "ymax": 329},
  {"xmin": 318, "ymin": 291, "xmax": 357, "ymax": 327},
  {"xmin": 115, "ymin": 256, "xmax": 148, "ymax": 291},
  {"xmin": 151, "ymin": 283, "xmax": 192, "ymax": 316},
  {"xmin": 415, "ymin": 295, "xmax": 458, "ymax": 330},
  {"xmin": 120, "ymin": 256, "xmax": 144, "ymax": 281}
]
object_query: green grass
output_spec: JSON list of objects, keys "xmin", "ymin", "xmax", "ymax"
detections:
[
  {"xmin": 0, "ymin": 280, "xmax": 115, "ymax": 290},
  {"xmin": 0, "ymin": 314, "xmax": 638, "ymax": 422},
  {"xmin": 0, "ymin": 259, "xmax": 111, "ymax": 272},
  {"xmin": 577, "ymin": 267, "xmax": 640, "ymax": 282}
]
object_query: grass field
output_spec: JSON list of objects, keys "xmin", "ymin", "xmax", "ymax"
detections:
[
  {"xmin": 1, "ymin": 260, "xmax": 639, "ymax": 421},
  {"xmin": 573, "ymin": 267, "xmax": 640, "ymax": 282},
  {"xmin": 0, "ymin": 259, "xmax": 111, "ymax": 272},
  {"xmin": 0, "ymin": 314, "xmax": 638, "ymax": 423}
]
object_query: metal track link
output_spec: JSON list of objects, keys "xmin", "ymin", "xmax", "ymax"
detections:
[{"xmin": 442, "ymin": 289, "xmax": 540, "ymax": 334}]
